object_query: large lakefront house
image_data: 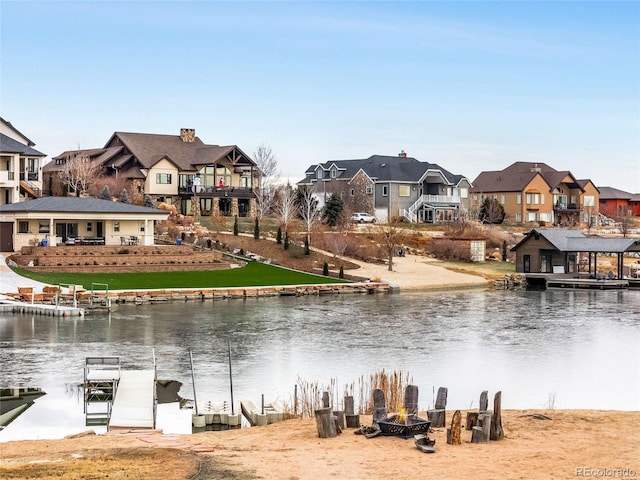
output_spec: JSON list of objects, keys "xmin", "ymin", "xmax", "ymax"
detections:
[
  {"xmin": 297, "ymin": 153, "xmax": 471, "ymax": 223},
  {"xmin": 0, "ymin": 118, "xmax": 46, "ymax": 205},
  {"xmin": 43, "ymin": 129, "xmax": 260, "ymax": 218},
  {"xmin": 471, "ymin": 162, "xmax": 600, "ymax": 227}
]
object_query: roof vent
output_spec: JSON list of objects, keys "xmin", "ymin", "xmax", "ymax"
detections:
[{"xmin": 381, "ymin": 163, "xmax": 386, "ymax": 167}]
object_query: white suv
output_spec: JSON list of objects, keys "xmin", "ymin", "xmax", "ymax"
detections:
[{"xmin": 351, "ymin": 212, "xmax": 376, "ymax": 224}]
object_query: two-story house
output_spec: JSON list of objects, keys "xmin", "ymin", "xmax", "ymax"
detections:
[
  {"xmin": 470, "ymin": 162, "xmax": 600, "ymax": 227},
  {"xmin": 298, "ymin": 153, "xmax": 471, "ymax": 223},
  {"xmin": 0, "ymin": 118, "xmax": 45, "ymax": 205},
  {"xmin": 43, "ymin": 128, "xmax": 259, "ymax": 217}
]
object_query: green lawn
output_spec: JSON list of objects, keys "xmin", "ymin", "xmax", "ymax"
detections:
[{"xmin": 11, "ymin": 261, "xmax": 349, "ymax": 290}]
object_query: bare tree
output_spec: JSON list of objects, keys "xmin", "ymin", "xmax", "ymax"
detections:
[
  {"xmin": 274, "ymin": 183, "xmax": 297, "ymax": 234},
  {"xmin": 298, "ymin": 186, "xmax": 322, "ymax": 247},
  {"xmin": 376, "ymin": 217, "xmax": 407, "ymax": 271},
  {"xmin": 58, "ymin": 153, "xmax": 102, "ymax": 196},
  {"xmin": 615, "ymin": 206, "xmax": 634, "ymax": 238},
  {"xmin": 253, "ymin": 144, "xmax": 280, "ymax": 220}
]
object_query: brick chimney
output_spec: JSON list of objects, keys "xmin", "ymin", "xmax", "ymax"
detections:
[{"xmin": 180, "ymin": 128, "xmax": 195, "ymax": 143}]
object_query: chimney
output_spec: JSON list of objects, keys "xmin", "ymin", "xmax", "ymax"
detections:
[
  {"xmin": 398, "ymin": 150, "xmax": 407, "ymax": 157},
  {"xmin": 531, "ymin": 163, "xmax": 541, "ymax": 173},
  {"xmin": 180, "ymin": 128, "xmax": 195, "ymax": 143}
]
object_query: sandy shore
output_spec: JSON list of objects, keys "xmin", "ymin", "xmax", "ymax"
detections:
[
  {"xmin": 347, "ymin": 253, "xmax": 490, "ymax": 290},
  {"xmin": 1, "ymin": 410, "xmax": 638, "ymax": 479}
]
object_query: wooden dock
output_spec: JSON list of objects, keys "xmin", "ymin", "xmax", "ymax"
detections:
[{"xmin": 530, "ymin": 274, "xmax": 630, "ymax": 290}]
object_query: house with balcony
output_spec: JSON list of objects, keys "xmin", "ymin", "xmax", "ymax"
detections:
[
  {"xmin": 297, "ymin": 153, "xmax": 471, "ymax": 223},
  {"xmin": 470, "ymin": 162, "xmax": 599, "ymax": 226},
  {"xmin": 43, "ymin": 128, "xmax": 259, "ymax": 217},
  {"xmin": 0, "ymin": 118, "xmax": 45, "ymax": 205}
]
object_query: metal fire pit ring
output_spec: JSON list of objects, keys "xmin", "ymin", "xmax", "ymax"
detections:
[{"xmin": 377, "ymin": 414, "xmax": 431, "ymax": 439}]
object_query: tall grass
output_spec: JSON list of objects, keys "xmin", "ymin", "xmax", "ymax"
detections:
[{"xmin": 296, "ymin": 369, "xmax": 413, "ymax": 418}]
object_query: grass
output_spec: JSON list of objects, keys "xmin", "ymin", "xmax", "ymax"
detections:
[
  {"xmin": 11, "ymin": 261, "xmax": 349, "ymax": 290},
  {"xmin": 436, "ymin": 260, "xmax": 516, "ymax": 280}
]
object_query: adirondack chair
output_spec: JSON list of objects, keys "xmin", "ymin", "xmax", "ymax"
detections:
[{"xmin": 427, "ymin": 386, "xmax": 448, "ymax": 428}]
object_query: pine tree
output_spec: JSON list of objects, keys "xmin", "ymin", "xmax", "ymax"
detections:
[
  {"xmin": 254, "ymin": 217, "xmax": 260, "ymax": 240},
  {"xmin": 119, "ymin": 188, "xmax": 130, "ymax": 203},
  {"xmin": 322, "ymin": 193, "xmax": 344, "ymax": 227},
  {"xmin": 339, "ymin": 265, "xmax": 344, "ymax": 279},
  {"xmin": 144, "ymin": 194, "xmax": 154, "ymax": 208},
  {"xmin": 284, "ymin": 232, "xmax": 289, "ymax": 250},
  {"xmin": 233, "ymin": 216, "xmax": 239, "ymax": 236},
  {"xmin": 323, "ymin": 262, "xmax": 329, "ymax": 276},
  {"xmin": 99, "ymin": 185, "xmax": 111, "ymax": 200},
  {"xmin": 276, "ymin": 226, "xmax": 282, "ymax": 244},
  {"xmin": 502, "ymin": 240, "xmax": 508, "ymax": 261}
]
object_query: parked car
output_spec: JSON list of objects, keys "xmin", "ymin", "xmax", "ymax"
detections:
[{"xmin": 351, "ymin": 212, "xmax": 376, "ymax": 224}]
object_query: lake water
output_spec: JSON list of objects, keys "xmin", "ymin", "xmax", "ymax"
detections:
[{"xmin": 1, "ymin": 289, "xmax": 639, "ymax": 441}]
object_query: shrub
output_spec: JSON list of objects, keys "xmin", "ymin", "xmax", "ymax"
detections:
[
  {"xmin": 323, "ymin": 262, "xmax": 329, "ymax": 276},
  {"xmin": 339, "ymin": 265, "xmax": 344, "ymax": 279},
  {"xmin": 428, "ymin": 239, "xmax": 472, "ymax": 262}
]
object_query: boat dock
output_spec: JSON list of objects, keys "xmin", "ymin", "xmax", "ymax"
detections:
[
  {"xmin": 108, "ymin": 370, "xmax": 157, "ymax": 430},
  {"xmin": 83, "ymin": 357, "xmax": 157, "ymax": 431},
  {"xmin": 525, "ymin": 273, "xmax": 631, "ymax": 290},
  {"xmin": 0, "ymin": 298, "xmax": 84, "ymax": 316}
]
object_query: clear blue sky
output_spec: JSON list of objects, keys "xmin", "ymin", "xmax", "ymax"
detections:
[{"xmin": 2, "ymin": 1, "xmax": 639, "ymax": 192}]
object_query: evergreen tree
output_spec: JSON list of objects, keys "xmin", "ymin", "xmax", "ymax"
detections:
[
  {"xmin": 304, "ymin": 237, "xmax": 310, "ymax": 255},
  {"xmin": 99, "ymin": 185, "xmax": 111, "ymax": 200},
  {"xmin": 322, "ymin": 193, "xmax": 344, "ymax": 227},
  {"xmin": 254, "ymin": 217, "xmax": 260, "ymax": 240},
  {"xmin": 323, "ymin": 262, "xmax": 329, "ymax": 276},
  {"xmin": 502, "ymin": 240, "xmax": 508, "ymax": 261},
  {"xmin": 233, "ymin": 216, "xmax": 239, "ymax": 236},
  {"xmin": 284, "ymin": 232, "xmax": 289, "ymax": 250},
  {"xmin": 119, "ymin": 188, "xmax": 130, "ymax": 204},
  {"xmin": 144, "ymin": 194, "xmax": 154, "ymax": 208},
  {"xmin": 339, "ymin": 265, "xmax": 344, "ymax": 279},
  {"xmin": 276, "ymin": 226, "xmax": 282, "ymax": 244}
]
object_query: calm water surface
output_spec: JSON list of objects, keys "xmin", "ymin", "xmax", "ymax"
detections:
[{"xmin": 1, "ymin": 289, "xmax": 639, "ymax": 441}]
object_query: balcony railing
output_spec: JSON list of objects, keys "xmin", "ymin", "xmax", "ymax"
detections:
[
  {"xmin": 554, "ymin": 203, "xmax": 581, "ymax": 212},
  {"xmin": 178, "ymin": 186, "xmax": 255, "ymax": 197},
  {"xmin": 19, "ymin": 172, "xmax": 40, "ymax": 182},
  {"xmin": 0, "ymin": 171, "xmax": 15, "ymax": 182}
]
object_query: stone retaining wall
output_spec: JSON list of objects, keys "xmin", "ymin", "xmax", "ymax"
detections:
[{"xmin": 12, "ymin": 245, "xmax": 229, "ymax": 273}]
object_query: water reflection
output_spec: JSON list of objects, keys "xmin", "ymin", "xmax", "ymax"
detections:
[{"xmin": 0, "ymin": 289, "xmax": 639, "ymax": 441}]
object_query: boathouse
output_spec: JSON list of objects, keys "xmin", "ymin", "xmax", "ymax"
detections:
[{"xmin": 511, "ymin": 228, "xmax": 640, "ymax": 280}]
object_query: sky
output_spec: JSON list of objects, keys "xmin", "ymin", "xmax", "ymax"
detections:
[{"xmin": 1, "ymin": 1, "xmax": 639, "ymax": 192}]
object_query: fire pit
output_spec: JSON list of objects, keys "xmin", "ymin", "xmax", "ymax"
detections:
[{"xmin": 378, "ymin": 414, "xmax": 431, "ymax": 439}]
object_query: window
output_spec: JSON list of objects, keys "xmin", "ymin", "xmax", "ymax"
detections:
[
  {"xmin": 55, "ymin": 158, "xmax": 64, "ymax": 165},
  {"xmin": 527, "ymin": 211, "xmax": 537, "ymax": 222},
  {"xmin": 399, "ymin": 185, "xmax": 410, "ymax": 197},
  {"xmin": 350, "ymin": 189, "xmax": 355, "ymax": 196},
  {"xmin": 540, "ymin": 212, "xmax": 551, "ymax": 222},
  {"xmin": 18, "ymin": 221, "xmax": 29, "ymax": 233},
  {"xmin": 331, "ymin": 169, "xmax": 336, "ymax": 178},
  {"xmin": 86, "ymin": 222, "xmax": 92, "ymax": 232},
  {"xmin": 316, "ymin": 170, "xmax": 323, "ymax": 179},
  {"xmin": 526, "ymin": 193, "xmax": 540, "ymax": 204},
  {"xmin": 140, "ymin": 222, "xmax": 145, "ymax": 233},
  {"xmin": 38, "ymin": 221, "xmax": 50, "ymax": 233},
  {"xmin": 584, "ymin": 195, "xmax": 595, "ymax": 207},
  {"xmin": 500, "ymin": 195, "xmax": 506, "ymax": 205},
  {"xmin": 366, "ymin": 185, "xmax": 373, "ymax": 195},
  {"xmin": 114, "ymin": 221, "xmax": 120, "ymax": 232},
  {"xmin": 515, "ymin": 212, "xmax": 522, "ymax": 222},
  {"xmin": 516, "ymin": 193, "xmax": 521, "ymax": 205},
  {"xmin": 156, "ymin": 173, "xmax": 172, "ymax": 184},
  {"xmin": 382, "ymin": 185, "xmax": 389, "ymax": 197},
  {"xmin": 460, "ymin": 187, "xmax": 468, "ymax": 199}
]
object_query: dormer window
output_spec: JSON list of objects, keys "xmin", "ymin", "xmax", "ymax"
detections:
[
  {"xmin": 316, "ymin": 170, "xmax": 323, "ymax": 179},
  {"xmin": 331, "ymin": 169, "xmax": 336, "ymax": 178}
]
